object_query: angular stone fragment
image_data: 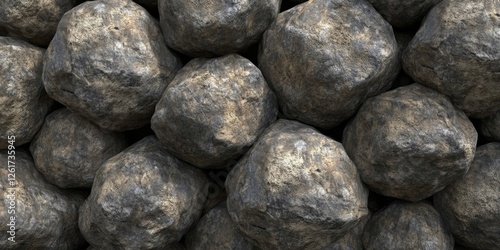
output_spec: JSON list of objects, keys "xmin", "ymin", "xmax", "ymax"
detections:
[
  {"xmin": 258, "ymin": 0, "xmax": 399, "ymax": 129},
  {"xmin": 343, "ymin": 84, "xmax": 477, "ymax": 201},
  {"xmin": 403, "ymin": 0, "xmax": 500, "ymax": 118},
  {"xmin": 481, "ymin": 110, "xmax": 500, "ymax": 142},
  {"xmin": 226, "ymin": 119, "xmax": 369, "ymax": 250},
  {"xmin": 434, "ymin": 143, "xmax": 500, "ymax": 250},
  {"xmin": 43, "ymin": 0, "xmax": 182, "ymax": 131},
  {"xmin": 30, "ymin": 108, "xmax": 127, "ymax": 188},
  {"xmin": 320, "ymin": 213, "xmax": 371, "ymax": 250},
  {"xmin": 152, "ymin": 54, "xmax": 278, "ymax": 169},
  {"xmin": 365, "ymin": 0, "xmax": 442, "ymax": 28},
  {"xmin": 79, "ymin": 136, "xmax": 209, "ymax": 249}
]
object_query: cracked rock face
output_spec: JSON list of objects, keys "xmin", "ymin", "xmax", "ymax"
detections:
[
  {"xmin": 343, "ymin": 84, "xmax": 477, "ymax": 202},
  {"xmin": 43, "ymin": 0, "xmax": 182, "ymax": 131},
  {"xmin": 226, "ymin": 119, "xmax": 369, "ymax": 250},
  {"xmin": 79, "ymin": 136, "xmax": 209, "ymax": 249},
  {"xmin": 403, "ymin": 0, "xmax": 500, "ymax": 119},
  {"xmin": 365, "ymin": 0, "xmax": 442, "ymax": 28},
  {"xmin": 434, "ymin": 142, "xmax": 500, "ymax": 250},
  {"xmin": 481, "ymin": 110, "xmax": 500, "ymax": 142}
]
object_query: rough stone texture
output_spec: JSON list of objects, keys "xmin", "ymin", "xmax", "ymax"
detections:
[
  {"xmin": 0, "ymin": 0, "xmax": 76, "ymax": 47},
  {"xmin": 403, "ymin": 0, "xmax": 500, "ymax": 119},
  {"xmin": 343, "ymin": 84, "xmax": 477, "ymax": 201},
  {"xmin": 434, "ymin": 142, "xmax": 500, "ymax": 250},
  {"xmin": 0, "ymin": 37, "xmax": 53, "ymax": 149},
  {"xmin": 79, "ymin": 136, "xmax": 209, "ymax": 249},
  {"xmin": 186, "ymin": 201, "xmax": 257, "ymax": 250},
  {"xmin": 320, "ymin": 213, "xmax": 371, "ymax": 250},
  {"xmin": 362, "ymin": 201, "xmax": 454, "ymax": 250},
  {"xmin": 226, "ymin": 119, "xmax": 369, "ymax": 250},
  {"xmin": 29, "ymin": 108, "xmax": 128, "ymax": 188},
  {"xmin": 152, "ymin": 54, "xmax": 278, "ymax": 169},
  {"xmin": 43, "ymin": 0, "xmax": 182, "ymax": 131},
  {"xmin": 258, "ymin": 0, "xmax": 399, "ymax": 129},
  {"xmin": 366, "ymin": 0, "xmax": 442, "ymax": 28},
  {"xmin": 159, "ymin": 0, "xmax": 281, "ymax": 57},
  {"xmin": 481, "ymin": 110, "xmax": 500, "ymax": 142},
  {"xmin": 0, "ymin": 150, "xmax": 87, "ymax": 249}
]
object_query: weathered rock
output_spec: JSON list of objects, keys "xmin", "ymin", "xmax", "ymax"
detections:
[
  {"xmin": 434, "ymin": 142, "xmax": 500, "ymax": 250},
  {"xmin": 30, "ymin": 108, "xmax": 128, "ymax": 188},
  {"xmin": 0, "ymin": 150, "xmax": 87, "ymax": 249},
  {"xmin": 403, "ymin": 0, "xmax": 500, "ymax": 118},
  {"xmin": 152, "ymin": 54, "xmax": 278, "ymax": 169},
  {"xmin": 0, "ymin": 37, "xmax": 53, "ymax": 149},
  {"xmin": 0, "ymin": 0, "xmax": 76, "ymax": 47},
  {"xmin": 320, "ymin": 213, "xmax": 371, "ymax": 250},
  {"xmin": 79, "ymin": 136, "xmax": 209, "ymax": 249},
  {"xmin": 158, "ymin": 0, "xmax": 281, "ymax": 57},
  {"xmin": 366, "ymin": 0, "xmax": 442, "ymax": 28},
  {"xmin": 362, "ymin": 201, "xmax": 454, "ymax": 250},
  {"xmin": 343, "ymin": 84, "xmax": 477, "ymax": 201},
  {"xmin": 43, "ymin": 0, "xmax": 182, "ymax": 131},
  {"xmin": 481, "ymin": 110, "xmax": 500, "ymax": 142},
  {"xmin": 226, "ymin": 119, "xmax": 369, "ymax": 250},
  {"xmin": 258, "ymin": 0, "xmax": 399, "ymax": 129}
]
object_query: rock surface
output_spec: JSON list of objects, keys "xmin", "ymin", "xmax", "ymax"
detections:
[
  {"xmin": 226, "ymin": 119, "xmax": 369, "ymax": 250},
  {"xmin": 366, "ymin": 0, "xmax": 442, "ymax": 28},
  {"xmin": 320, "ymin": 213, "xmax": 371, "ymax": 250},
  {"xmin": 481, "ymin": 110, "xmax": 500, "ymax": 142},
  {"xmin": 343, "ymin": 84, "xmax": 477, "ymax": 201},
  {"xmin": 43, "ymin": 0, "xmax": 182, "ymax": 131}
]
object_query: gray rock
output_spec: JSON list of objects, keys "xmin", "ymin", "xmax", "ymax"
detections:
[
  {"xmin": 481, "ymin": 110, "xmax": 500, "ymax": 142},
  {"xmin": 320, "ymin": 213, "xmax": 371, "ymax": 250},
  {"xmin": 365, "ymin": 0, "xmax": 442, "ymax": 28},
  {"xmin": 43, "ymin": 0, "xmax": 182, "ymax": 131},
  {"xmin": 0, "ymin": 150, "xmax": 87, "ymax": 249},
  {"xmin": 0, "ymin": 37, "xmax": 53, "ymax": 149},
  {"xmin": 434, "ymin": 142, "xmax": 500, "ymax": 250},
  {"xmin": 226, "ymin": 119, "xmax": 369, "ymax": 250},
  {"xmin": 158, "ymin": 0, "xmax": 281, "ymax": 57},
  {"xmin": 343, "ymin": 84, "xmax": 477, "ymax": 201},
  {"xmin": 258, "ymin": 0, "xmax": 399, "ymax": 129},
  {"xmin": 151, "ymin": 54, "xmax": 278, "ymax": 169},
  {"xmin": 79, "ymin": 136, "xmax": 209, "ymax": 249},
  {"xmin": 362, "ymin": 201, "xmax": 454, "ymax": 250},
  {"xmin": 403, "ymin": 0, "xmax": 500, "ymax": 119},
  {"xmin": 30, "ymin": 108, "xmax": 128, "ymax": 188}
]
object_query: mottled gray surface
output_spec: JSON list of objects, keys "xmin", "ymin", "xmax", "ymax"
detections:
[
  {"xmin": 366, "ymin": 0, "xmax": 442, "ymax": 28},
  {"xmin": 481, "ymin": 110, "xmax": 500, "ymax": 142},
  {"xmin": 0, "ymin": 150, "xmax": 87, "ymax": 249},
  {"xmin": 226, "ymin": 119, "xmax": 369, "ymax": 250},
  {"xmin": 434, "ymin": 143, "xmax": 500, "ymax": 250},
  {"xmin": 258, "ymin": 0, "xmax": 399, "ymax": 129},
  {"xmin": 343, "ymin": 84, "xmax": 477, "ymax": 201},
  {"xmin": 79, "ymin": 136, "xmax": 209, "ymax": 249},
  {"xmin": 152, "ymin": 54, "xmax": 278, "ymax": 169},
  {"xmin": 30, "ymin": 108, "xmax": 127, "ymax": 188},
  {"xmin": 320, "ymin": 213, "xmax": 371, "ymax": 250},
  {"xmin": 403, "ymin": 0, "xmax": 500, "ymax": 119},
  {"xmin": 0, "ymin": 37, "xmax": 53, "ymax": 149},
  {"xmin": 43, "ymin": 0, "xmax": 182, "ymax": 131},
  {"xmin": 362, "ymin": 201, "xmax": 454, "ymax": 250},
  {"xmin": 159, "ymin": 0, "xmax": 281, "ymax": 57}
]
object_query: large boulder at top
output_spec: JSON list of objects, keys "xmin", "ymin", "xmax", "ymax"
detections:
[
  {"xmin": 30, "ymin": 108, "xmax": 128, "ymax": 188},
  {"xmin": 403, "ymin": 0, "xmax": 500, "ymax": 119},
  {"xmin": 434, "ymin": 142, "xmax": 500, "ymax": 250},
  {"xmin": 0, "ymin": 0, "xmax": 76, "ymax": 47},
  {"xmin": 365, "ymin": 0, "xmax": 442, "ymax": 28},
  {"xmin": 258, "ymin": 0, "xmax": 399, "ymax": 129},
  {"xmin": 226, "ymin": 119, "xmax": 369, "ymax": 250},
  {"xmin": 343, "ymin": 84, "xmax": 477, "ymax": 201},
  {"xmin": 481, "ymin": 110, "xmax": 500, "ymax": 142},
  {"xmin": 79, "ymin": 136, "xmax": 209, "ymax": 249},
  {"xmin": 152, "ymin": 54, "xmax": 278, "ymax": 169},
  {"xmin": 0, "ymin": 150, "xmax": 87, "ymax": 249},
  {"xmin": 43, "ymin": 0, "xmax": 182, "ymax": 131},
  {"xmin": 0, "ymin": 37, "xmax": 53, "ymax": 149},
  {"xmin": 158, "ymin": 0, "xmax": 281, "ymax": 57}
]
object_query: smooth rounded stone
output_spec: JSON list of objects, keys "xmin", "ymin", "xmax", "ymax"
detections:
[
  {"xmin": 29, "ymin": 108, "xmax": 128, "ymax": 188},
  {"xmin": 0, "ymin": 150, "xmax": 87, "ymax": 249},
  {"xmin": 226, "ymin": 119, "xmax": 369, "ymax": 250},
  {"xmin": 362, "ymin": 201, "xmax": 454, "ymax": 250},
  {"xmin": 343, "ymin": 84, "xmax": 477, "ymax": 202},
  {"xmin": 258, "ymin": 0, "xmax": 399, "ymax": 129},
  {"xmin": 434, "ymin": 142, "xmax": 500, "ymax": 250},
  {"xmin": 403, "ymin": 0, "xmax": 500, "ymax": 119},
  {"xmin": 79, "ymin": 136, "xmax": 209, "ymax": 249},
  {"xmin": 320, "ymin": 213, "xmax": 371, "ymax": 250},
  {"xmin": 151, "ymin": 54, "xmax": 278, "ymax": 169},
  {"xmin": 481, "ymin": 110, "xmax": 500, "ymax": 142},
  {"xmin": 159, "ymin": 0, "xmax": 281, "ymax": 57},
  {"xmin": 0, "ymin": 37, "xmax": 53, "ymax": 149},
  {"xmin": 365, "ymin": 0, "xmax": 442, "ymax": 28},
  {"xmin": 43, "ymin": 0, "xmax": 182, "ymax": 131},
  {"xmin": 0, "ymin": 0, "xmax": 76, "ymax": 47}
]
